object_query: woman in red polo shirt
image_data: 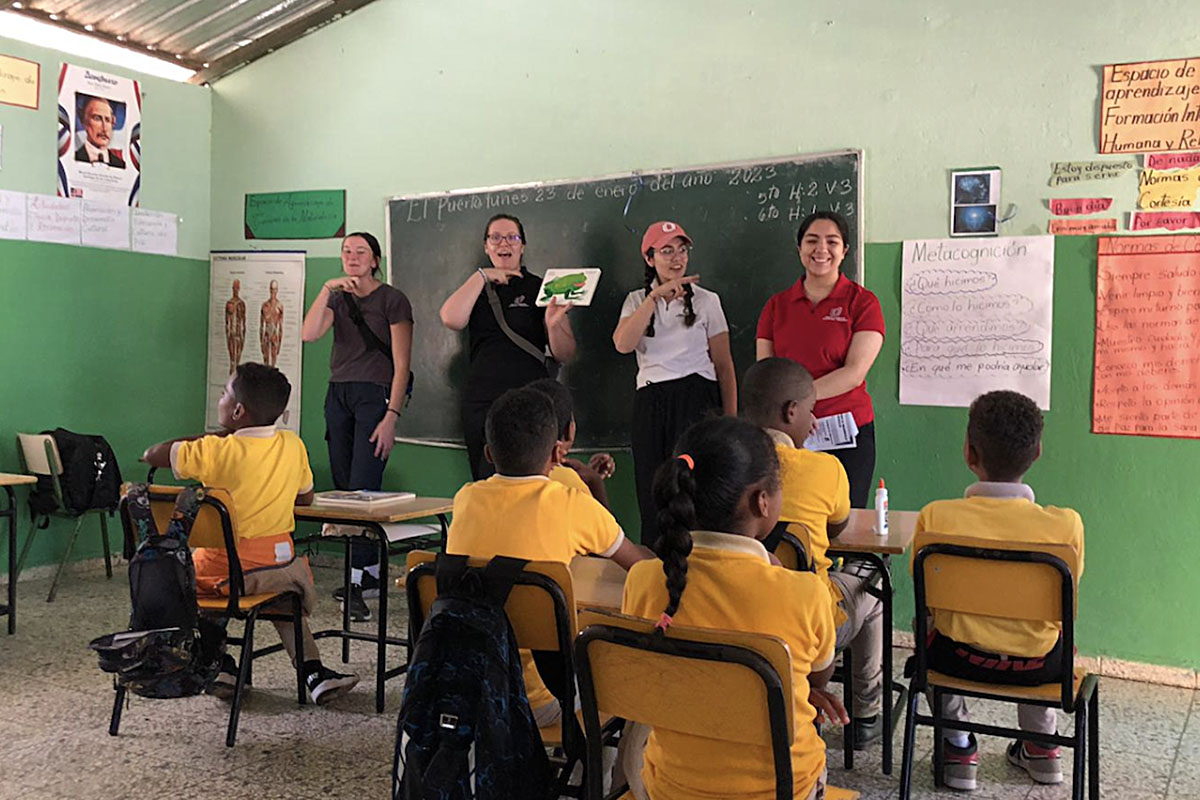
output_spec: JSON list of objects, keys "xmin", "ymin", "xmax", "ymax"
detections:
[{"xmin": 756, "ymin": 211, "xmax": 884, "ymax": 507}]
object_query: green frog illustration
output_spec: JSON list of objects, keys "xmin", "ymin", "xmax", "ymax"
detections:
[{"xmin": 541, "ymin": 272, "xmax": 588, "ymax": 302}]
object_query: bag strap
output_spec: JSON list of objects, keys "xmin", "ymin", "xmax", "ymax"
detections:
[
  {"xmin": 342, "ymin": 292, "xmax": 392, "ymax": 358},
  {"xmin": 433, "ymin": 552, "xmax": 529, "ymax": 606},
  {"xmin": 482, "ymin": 279, "xmax": 551, "ymax": 366}
]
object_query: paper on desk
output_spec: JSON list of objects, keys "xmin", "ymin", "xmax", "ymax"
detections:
[{"xmin": 804, "ymin": 412, "xmax": 859, "ymax": 452}]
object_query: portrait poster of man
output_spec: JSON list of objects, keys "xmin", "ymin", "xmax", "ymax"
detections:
[
  {"xmin": 57, "ymin": 64, "xmax": 142, "ymax": 207},
  {"xmin": 207, "ymin": 252, "xmax": 307, "ymax": 433}
]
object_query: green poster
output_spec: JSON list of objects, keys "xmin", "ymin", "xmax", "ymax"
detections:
[{"xmin": 244, "ymin": 189, "xmax": 346, "ymax": 239}]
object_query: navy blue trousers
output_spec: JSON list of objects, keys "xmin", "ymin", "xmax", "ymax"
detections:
[{"xmin": 325, "ymin": 382, "xmax": 390, "ymax": 570}]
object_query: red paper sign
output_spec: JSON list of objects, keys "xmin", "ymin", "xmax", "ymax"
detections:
[
  {"xmin": 1146, "ymin": 152, "xmax": 1200, "ymax": 170},
  {"xmin": 1094, "ymin": 235, "xmax": 1200, "ymax": 438},
  {"xmin": 1050, "ymin": 198, "xmax": 1114, "ymax": 216},
  {"xmin": 1049, "ymin": 218, "xmax": 1118, "ymax": 235},
  {"xmin": 1131, "ymin": 212, "xmax": 1200, "ymax": 231}
]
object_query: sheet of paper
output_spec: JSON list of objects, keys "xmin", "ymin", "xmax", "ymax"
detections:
[
  {"xmin": 900, "ymin": 236, "xmax": 1055, "ymax": 409},
  {"xmin": 1049, "ymin": 198, "xmax": 1113, "ymax": 216},
  {"xmin": 950, "ymin": 169, "xmax": 1001, "ymax": 237},
  {"xmin": 81, "ymin": 201, "xmax": 130, "ymax": 249},
  {"xmin": 1048, "ymin": 159, "xmax": 1135, "ymax": 187},
  {"xmin": 26, "ymin": 194, "xmax": 81, "ymax": 245},
  {"xmin": 131, "ymin": 208, "xmax": 178, "ymax": 255},
  {"xmin": 1049, "ymin": 218, "xmax": 1118, "ymax": 235},
  {"xmin": 1138, "ymin": 167, "xmax": 1200, "ymax": 210},
  {"xmin": 535, "ymin": 268, "xmax": 602, "ymax": 307},
  {"xmin": 1146, "ymin": 152, "xmax": 1200, "ymax": 170},
  {"xmin": 1100, "ymin": 58, "xmax": 1200, "ymax": 154},
  {"xmin": 0, "ymin": 189, "xmax": 26, "ymax": 240},
  {"xmin": 1094, "ymin": 235, "xmax": 1200, "ymax": 439},
  {"xmin": 1131, "ymin": 211, "xmax": 1200, "ymax": 231},
  {"xmin": 803, "ymin": 412, "xmax": 859, "ymax": 452}
]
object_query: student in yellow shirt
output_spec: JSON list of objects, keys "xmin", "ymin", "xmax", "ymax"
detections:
[
  {"xmin": 622, "ymin": 416, "xmax": 847, "ymax": 800},
  {"xmin": 915, "ymin": 390, "xmax": 1084, "ymax": 790},
  {"xmin": 742, "ymin": 357, "xmax": 884, "ymax": 747},
  {"xmin": 527, "ymin": 378, "xmax": 616, "ymax": 506},
  {"xmin": 142, "ymin": 363, "xmax": 358, "ymax": 705},
  {"xmin": 445, "ymin": 386, "xmax": 651, "ymax": 725}
]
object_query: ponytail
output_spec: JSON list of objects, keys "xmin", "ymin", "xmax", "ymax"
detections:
[
  {"xmin": 642, "ymin": 264, "xmax": 657, "ymax": 338},
  {"xmin": 652, "ymin": 457, "xmax": 698, "ymax": 622}
]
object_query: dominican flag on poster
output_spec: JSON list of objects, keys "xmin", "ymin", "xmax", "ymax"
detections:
[{"xmin": 56, "ymin": 63, "xmax": 141, "ymax": 207}]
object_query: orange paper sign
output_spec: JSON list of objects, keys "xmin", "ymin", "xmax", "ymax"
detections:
[
  {"xmin": 1131, "ymin": 211, "xmax": 1200, "ymax": 231},
  {"xmin": 1049, "ymin": 218, "xmax": 1118, "ymax": 235},
  {"xmin": 1049, "ymin": 198, "xmax": 1113, "ymax": 216},
  {"xmin": 1099, "ymin": 58, "xmax": 1200, "ymax": 154},
  {"xmin": 1094, "ymin": 235, "xmax": 1200, "ymax": 438},
  {"xmin": 1146, "ymin": 152, "xmax": 1200, "ymax": 170}
]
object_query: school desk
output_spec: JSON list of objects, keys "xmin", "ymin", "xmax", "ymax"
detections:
[
  {"xmin": 293, "ymin": 496, "xmax": 453, "ymax": 713},
  {"xmin": 827, "ymin": 508, "xmax": 918, "ymax": 775},
  {"xmin": 0, "ymin": 473, "xmax": 37, "ymax": 634}
]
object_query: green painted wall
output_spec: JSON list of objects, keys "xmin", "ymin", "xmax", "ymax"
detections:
[{"xmin": 0, "ymin": 37, "xmax": 212, "ymax": 572}]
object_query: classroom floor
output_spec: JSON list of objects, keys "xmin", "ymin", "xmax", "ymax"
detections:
[{"xmin": 0, "ymin": 565, "xmax": 1195, "ymax": 800}]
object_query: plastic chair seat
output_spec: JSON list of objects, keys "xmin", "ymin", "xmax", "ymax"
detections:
[
  {"xmin": 926, "ymin": 666, "xmax": 1089, "ymax": 704},
  {"xmin": 197, "ymin": 592, "xmax": 289, "ymax": 612}
]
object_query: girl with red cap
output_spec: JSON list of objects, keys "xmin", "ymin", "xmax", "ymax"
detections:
[{"xmin": 612, "ymin": 221, "xmax": 737, "ymax": 550}]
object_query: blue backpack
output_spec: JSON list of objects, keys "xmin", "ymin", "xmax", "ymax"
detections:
[{"xmin": 394, "ymin": 554, "xmax": 552, "ymax": 800}]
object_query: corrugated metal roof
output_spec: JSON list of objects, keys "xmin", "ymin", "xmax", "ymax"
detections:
[{"xmin": 8, "ymin": 0, "xmax": 378, "ymax": 84}]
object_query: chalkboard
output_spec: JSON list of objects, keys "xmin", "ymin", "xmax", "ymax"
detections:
[{"xmin": 386, "ymin": 150, "xmax": 863, "ymax": 448}]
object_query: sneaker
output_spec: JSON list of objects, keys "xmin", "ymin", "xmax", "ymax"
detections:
[
  {"xmin": 1007, "ymin": 739, "xmax": 1063, "ymax": 784},
  {"xmin": 332, "ymin": 571, "xmax": 381, "ymax": 601},
  {"xmin": 306, "ymin": 665, "xmax": 359, "ymax": 705},
  {"xmin": 208, "ymin": 654, "xmax": 239, "ymax": 700},
  {"xmin": 852, "ymin": 715, "xmax": 882, "ymax": 750},
  {"xmin": 939, "ymin": 734, "xmax": 979, "ymax": 791},
  {"xmin": 336, "ymin": 584, "xmax": 373, "ymax": 622}
]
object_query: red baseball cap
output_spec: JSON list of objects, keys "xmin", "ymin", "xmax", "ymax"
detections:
[{"xmin": 641, "ymin": 221, "xmax": 692, "ymax": 257}]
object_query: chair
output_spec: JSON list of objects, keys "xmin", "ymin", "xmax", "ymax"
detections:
[
  {"xmin": 898, "ymin": 531, "xmax": 1099, "ymax": 800},
  {"xmin": 15, "ymin": 433, "xmax": 113, "ymax": 602},
  {"xmin": 403, "ymin": 550, "xmax": 592, "ymax": 797},
  {"xmin": 109, "ymin": 484, "xmax": 307, "ymax": 747}
]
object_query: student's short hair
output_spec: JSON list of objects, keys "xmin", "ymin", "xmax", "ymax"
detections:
[
  {"xmin": 741, "ymin": 358, "xmax": 815, "ymax": 426},
  {"xmin": 232, "ymin": 363, "xmax": 291, "ymax": 426},
  {"xmin": 527, "ymin": 378, "xmax": 573, "ymax": 440},
  {"xmin": 485, "ymin": 387, "xmax": 558, "ymax": 476},
  {"xmin": 967, "ymin": 390, "xmax": 1043, "ymax": 481}
]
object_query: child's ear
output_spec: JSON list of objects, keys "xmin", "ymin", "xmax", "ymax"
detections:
[
  {"xmin": 552, "ymin": 439, "xmax": 569, "ymax": 464},
  {"xmin": 782, "ymin": 399, "xmax": 797, "ymax": 426},
  {"xmin": 483, "ymin": 444, "xmax": 495, "ymax": 465},
  {"xmin": 752, "ymin": 488, "xmax": 770, "ymax": 519},
  {"xmin": 232, "ymin": 403, "xmax": 247, "ymax": 421}
]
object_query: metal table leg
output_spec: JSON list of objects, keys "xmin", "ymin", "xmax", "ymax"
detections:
[{"xmin": 3, "ymin": 486, "xmax": 16, "ymax": 635}]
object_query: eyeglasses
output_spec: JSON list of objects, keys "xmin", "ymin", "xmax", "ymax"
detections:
[
  {"xmin": 486, "ymin": 233, "xmax": 523, "ymax": 245},
  {"xmin": 656, "ymin": 244, "xmax": 691, "ymax": 257}
]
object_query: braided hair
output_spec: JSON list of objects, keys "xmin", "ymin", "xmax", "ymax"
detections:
[
  {"xmin": 642, "ymin": 258, "xmax": 697, "ymax": 338},
  {"xmin": 651, "ymin": 416, "xmax": 781, "ymax": 623}
]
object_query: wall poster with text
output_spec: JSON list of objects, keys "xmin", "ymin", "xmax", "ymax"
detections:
[{"xmin": 57, "ymin": 63, "xmax": 141, "ymax": 206}]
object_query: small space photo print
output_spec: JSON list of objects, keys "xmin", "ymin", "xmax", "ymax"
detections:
[{"xmin": 950, "ymin": 168, "xmax": 1001, "ymax": 236}]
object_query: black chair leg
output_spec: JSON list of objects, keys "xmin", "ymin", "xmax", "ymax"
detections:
[
  {"xmin": 294, "ymin": 594, "xmax": 307, "ymax": 706},
  {"xmin": 108, "ymin": 684, "xmax": 126, "ymax": 736},
  {"xmin": 1073, "ymin": 700, "xmax": 1088, "ymax": 800},
  {"xmin": 227, "ymin": 615, "xmax": 257, "ymax": 747},
  {"xmin": 1088, "ymin": 686, "xmax": 1100, "ymax": 800},
  {"xmin": 931, "ymin": 687, "xmax": 945, "ymax": 788},
  {"xmin": 99, "ymin": 513, "xmax": 112, "ymax": 579},
  {"xmin": 842, "ymin": 648, "xmax": 854, "ymax": 769},
  {"xmin": 897, "ymin": 684, "xmax": 919, "ymax": 800}
]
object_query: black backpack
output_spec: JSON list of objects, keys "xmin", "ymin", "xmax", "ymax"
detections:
[
  {"xmin": 394, "ymin": 554, "xmax": 553, "ymax": 800},
  {"xmin": 89, "ymin": 485, "xmax": 224, "ymax": 699},
  {"xmin": 28, "ymin": 428, "xmax": 122, "ymax": 518}
]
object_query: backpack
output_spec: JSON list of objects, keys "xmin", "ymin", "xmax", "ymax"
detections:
[
  {"xmin": 89, "ymin": 485, "xmax": 224, "ymax": 699},
  {"xmin": 28, "ymin": 428, "xmax": 122, "ymax": 519},
  {"xmin": 394, "ymin": 554, "xmax": 553, "ymax": 800}
]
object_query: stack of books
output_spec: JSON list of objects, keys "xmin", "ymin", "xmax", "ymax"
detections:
[{"xmin": 313, "ymin": 490, "xmax": 416, "ymax": 510}]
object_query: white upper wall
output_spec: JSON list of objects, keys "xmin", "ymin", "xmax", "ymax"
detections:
[{"xmin": 209, "ymin": 0, "xmax": 1198, "ymax": 254}]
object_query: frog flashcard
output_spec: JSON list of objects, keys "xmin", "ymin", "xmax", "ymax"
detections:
[{"xmin": 536, "ymin": 268, "xmax": 602, "ymax": 307}]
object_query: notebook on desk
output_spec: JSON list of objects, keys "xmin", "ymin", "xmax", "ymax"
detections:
[{"xmin": 313, "ymin": 490, "xmax": 416, "ymax": 510}]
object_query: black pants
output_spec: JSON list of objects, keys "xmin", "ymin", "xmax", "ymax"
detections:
[
  {"xmin": 461, "ymin": 398, "xmax": 497, "ymax": 482},
  {"xmin": 831, "ymin": 421, "xmax": 876, "ymax": 509},
  {"xmin": 325, "ymin": 381, "xmax": 390, "ymax": 570},
  {"xmin": 631, "ymin": 374, "xmax": 722, "ymax": 551}
]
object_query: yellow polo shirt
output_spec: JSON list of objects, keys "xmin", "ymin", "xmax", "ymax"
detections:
[
  {"xmin": 446, "ymin": 474, "xmax": 624, "ymax": 710},
  {"xmin": 769, "ymin": 431, "xmax": 851, "ymax": 621},
  {"xmin": 915, "ymin": 484, "xmax": 1085, "ymax": 657},
  {"xmin": 549, "ymin": 463, "xmax": 590, "ymax": 494},
  {"xmin": 622, "ymin": 530, "xmax": 835, "ymax": 800}
]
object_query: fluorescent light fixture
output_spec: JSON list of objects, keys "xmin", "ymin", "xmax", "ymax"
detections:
[{"xmin": 0, "ymin": 11, "xmax": 195, "ymax": 82}]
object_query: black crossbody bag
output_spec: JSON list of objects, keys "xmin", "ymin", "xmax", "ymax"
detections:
[
  {"xmin": 342, "ymin": 292, "xmax": 415, "ymax": 406},
  {"xmin": 481, "ymin": 278, "xmax": 559, "ymax": 381}
]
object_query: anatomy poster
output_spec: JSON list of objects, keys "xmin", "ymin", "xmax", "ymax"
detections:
[
  {"xmin": 207, "ymin": 251, "xmax": 306, "ymax": 433},
  {"xmin": 57, "ymin": 64, "xmax": 141, "ymax": 206},
  {"xmin": 900, "ymin": 236, "xmax": 1055, "ymax": 409}
]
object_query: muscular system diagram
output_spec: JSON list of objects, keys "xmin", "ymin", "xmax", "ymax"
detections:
[
  {"xmin": 225, "ymin": 279, "xmax": 246, "ymax": 373},
  {"xmin": 260, "ymin": 279, "xmax": 284, "ymax": 367}
]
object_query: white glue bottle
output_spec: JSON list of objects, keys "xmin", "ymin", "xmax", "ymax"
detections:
[{"xmin": 874, "ymin": 478, "xmax": 889, "ymax": 536}]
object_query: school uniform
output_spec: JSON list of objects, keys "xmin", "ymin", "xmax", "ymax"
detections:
[
  {"xmin": 914, "ymin": 482, "xmax": 1085, "ymax": 737},
  {"xmin": 446, "ymin": 474, "xmax": 624, "ymax": 717},
  {"xmin": 768, "ymin": 427, "xmax": 883, "ymax": 718},
  {"xmin": 757, "ymin": 274, "xmax": 885, "ymax": 506},
  {"xmin": 620, "ymin": 284, "xmax": 728, "ymax": 549},
  {"xmin": 549, "ymin": 463, "xmax": 590, "ymax": 494},
  {"xmin": 622, "ymin": 531, "xmax": 835, "ymax": 800}
]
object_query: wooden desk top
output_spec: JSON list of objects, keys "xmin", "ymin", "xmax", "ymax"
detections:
[
  {"xmin": 295, "ymin": 496, "xmax": 453, "ymax": 524},
  {"xmin": 827, "ymin": 509, "xmax": 918, "ymax": 555},
  {"xmin": 570, "ymin": 555, "xmax": 627, "ymax": 612},
  {"xmin": 0, "ymin": 473, "xmax": 37, "ymax": 487}
]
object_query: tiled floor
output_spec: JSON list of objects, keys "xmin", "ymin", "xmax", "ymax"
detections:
[{"xmin": 1, "ymin": 566, "xmax": 1195, "ymax": 799}]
